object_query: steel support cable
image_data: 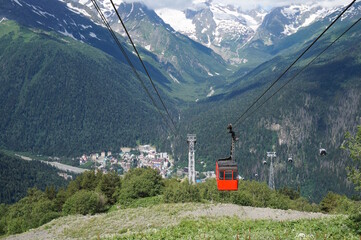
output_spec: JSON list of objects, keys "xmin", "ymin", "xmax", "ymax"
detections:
[
  {"xmin": 241, "ymin": 17, "xmax": 361, "ymax": 123},
  {"xmin": 109, "ymin": 0, "xmax": 178, "ymax": 133},
  {"xmin": 232, "ymin": 0, "xmax": 356, "ymax": 128},
  {"xmin": 90, "ymin": 0, "xmax": 176, "ymax": 135}
]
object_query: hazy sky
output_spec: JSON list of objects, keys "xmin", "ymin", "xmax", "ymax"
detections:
[{"xmin": 123, "ymin": 0, "xmax": 355, "ymax": 10}]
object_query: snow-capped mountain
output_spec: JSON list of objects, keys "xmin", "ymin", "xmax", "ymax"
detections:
[
  {"xmin": 155, "ymin": 1, "xmax": 360, "ymax": 65},
  {"xmin": 253, "ymin": 3, "xmax": 338, "ymax": 48},
  {"xmin": 63, "ymin": 0, "xmax": 230, "ymax": 91},
  {"xmin": 3, "ymin": 0, "xmax": 360, "ymax": 78},
  {"xmin": 247, "ymin": 2, "xmax": 360, "ymax": 56},
  {"xmin": 56, "ymin": 0, "xmax": 360, "ymax": 68},
  {"xmin": 1, "ymin": 0, "xmax": 181, "ymax": 88},
  {"xmin": 156, "ymin": 2, "xmax": 267, "ymax": 64}
]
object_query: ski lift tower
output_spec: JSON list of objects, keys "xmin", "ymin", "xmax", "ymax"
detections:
[
  {"xmin": 187, "ymin": 134, "xmax": 196, "ymax": 184},
  {"xmin": 267, "ymin": 152, "xmax": 276, "ymax": 190}
]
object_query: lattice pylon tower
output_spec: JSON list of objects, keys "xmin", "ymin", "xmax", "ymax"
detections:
[
  {"xmin": 267, "ymin": 152, "xmax": 276, "ymax": 190},
  {"xmin": 187, "ymin": 134, "xmax": 196, "ymax": 184}
]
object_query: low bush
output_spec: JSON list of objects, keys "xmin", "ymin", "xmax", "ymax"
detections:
[{"xmin": 62, "ymin": 190, "xmax": 105, "ymax": 215}]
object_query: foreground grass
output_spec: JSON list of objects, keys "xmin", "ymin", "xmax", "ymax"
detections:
[
  {"xmin": 5, "ymin": 203, "xmax": 358, "ymax": 239},
  {"xmin": 110, "ymin": 216, "xmax": 358, "ymax": 240}
]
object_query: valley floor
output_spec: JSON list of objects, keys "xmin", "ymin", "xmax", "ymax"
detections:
[{"xmin": 4, "ymin": 203, "xmax": 347, "ymax": 240}]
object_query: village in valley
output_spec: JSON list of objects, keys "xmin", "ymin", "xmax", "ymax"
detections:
[
  {"xmin": 78, "ymin": 145, "xmax": 174, "ymax": 178},
  {"xmin": 78, "ymin": 144, "xmax": 216, "ymax": 180}
]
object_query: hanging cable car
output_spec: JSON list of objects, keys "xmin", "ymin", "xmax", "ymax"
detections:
[
  {"xmin": 319, "ymin": 148, "xmax": 327, "ymax": 156},
  {"xmin": 216, "ymin": 157, "xmax": 238, "ymax": 191},
  {"xmin": 216, "ymin": 124, "xmax": 238, "ymax": 191},
  {"xmin": 263, "ymin": 160, "xmax": 267, "ymax": 165},
  {"xmin": 288, "ymin": 154, "xmax": 293, "ymax": 163}
]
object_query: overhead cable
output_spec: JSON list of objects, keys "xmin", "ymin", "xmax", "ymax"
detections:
[
  {"xmin": 90, "ymin": 0, "xmax": 176, "ymax": 135},
  {"xmin": 242, "ymin": 17, "xmax": 361, "ymax": 123},
  {"xmin": 109, "ymin": 0, "xmax": 178, "ymax": 133}
]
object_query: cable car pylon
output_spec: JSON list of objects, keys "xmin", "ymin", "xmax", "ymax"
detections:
[
  {"xmin": 267, "ymin": 152, "xmax": 276, "ymax": 190},
  {"xmin": 187, "ymin": 134, "xmax": 196, "ymax": 184}
]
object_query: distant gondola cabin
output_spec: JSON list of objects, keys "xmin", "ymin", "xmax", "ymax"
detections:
[{"xmin": 216, "ymin": 159, "xmax": 238, "ymax": 191}]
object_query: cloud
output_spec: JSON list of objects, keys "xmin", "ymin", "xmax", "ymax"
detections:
[
  {"xmin": 123, "ymin": 0, "xmax": 355, "ymax": 11},
  {"xmin": 210, "ymin": 0, "xmax": 353, "ymax": 10}
]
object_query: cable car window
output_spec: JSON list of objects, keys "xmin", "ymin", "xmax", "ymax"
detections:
[
  {"xmin": 219, "ymin": 170, "xmax": 224, "ymax": 180},
  {"xmin": 233, "ymin": 171, "xmax": 238, "ymax": 180},
  {"xmin": 225, "ymin": 171, "xmax": 233, "ymax": 180}
]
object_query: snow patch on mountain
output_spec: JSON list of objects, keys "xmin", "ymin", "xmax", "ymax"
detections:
[
  {"xmin": 154, "ymin": 2, "xmax": 266, "ymax": 63},
  {"xmin": 12, "ymin": 0, "xmax": 23, "ymax": 7},
  {"xmin": 23, "ymin": 2, "xmax": 56, "ymax": 19},
  {"xmin": 207, "ymin": 86, "xmax": 215, "ymax": 97},
  {"xmin": 281, "ymin": 4, "xmax": 331, "ymax": 36},
  {"xmin": 341, "ymin": 4, "xmax": 361, "ymax": 20},
  {"xmin": 67, "ymin": 0, "xmax": 123, "ymax": 18},
  {"xmin": 1, "ymin": 17, "xmax": 9, "ymax": 23},
  {"xmin": 58, "ymin": 28, "xmax": 77, "ymax": 40},
  {"xmin": 155, "ymin": 8, "xmax": 196, "ymax": 36},
  {"xmin": 169, "ymin": 73, "xmax": 180, "ymax": 84},
  {"xmin": 66, "ymin": 3, "xmax": 91, "ymax": 17},
  {"xmin": 240, "ymin": 13, "xmax": 264, "ymax": 31},
  {"xmin": 80, "ymin": 24, "xmax": 92, "ymax": 29},
  {"xmin": 89, "ymin": 32, "xmax": 100, "ymax": 39}
]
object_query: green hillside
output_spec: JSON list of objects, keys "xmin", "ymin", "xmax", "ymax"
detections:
[
  {"xmin": 0, "ymin": 151, "xmax": 68, "ymax": 204},
  {"xmin": 0, "ymin": 16, "xmax": 360, "ymax": 204},
  {"xmin": 0, "ymin": 21, "xmax": 174, "ymax": 156}
]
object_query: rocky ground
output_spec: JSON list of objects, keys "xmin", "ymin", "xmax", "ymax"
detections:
[{"xmin": 4, "ymin": 203, "xmax": 332, "ymax": 240}]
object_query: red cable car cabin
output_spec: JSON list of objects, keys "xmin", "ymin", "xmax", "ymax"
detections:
[{"xmin": 216, "ymin": 158, "xmax": 238, "ymax": 191}]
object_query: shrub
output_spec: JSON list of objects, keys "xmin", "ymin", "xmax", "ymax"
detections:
[
  {"xmin": 278, "ymin": 186, "xmax": 300, "ymax": 200},
  {"xmin": 268, "ymin": 192, "xmax": 291, "ymax": 210},
  {"xmin": 291, "ymin": 197, "xmax": 319, "ymax": 212},
  {"xmin": 117, "ymin": 168, "xmax": 164, "ymax": 204},
  {"xmin": 5, "ymin": 188, "xmax": 58, "ymax": 234},
  {"xmin": 230, "ymin": 191, "xmax": 253, "ymax": 206},
  {"xmin": 6, "ymin": 218, "xmax": 25, "ymax": 235},
  {"xmin": 0, "ymin": 204, "xmax": 8, "ymax": 235},
  {"xmin": 346, "ymin": 211, "xmax": 361, "ymax": 235},
  {"xmin": 320, "ymin": 192, "xmax": 356, "ymax": 214},
  {"xmin": 62, "ymin": 190, "xmax": 105, "ymax": 215},
  {"xmin": 163, "ymin": 180, "xmax": 200, "ymax": 203},
  {"xmin": 39, "ymin": 212, "xmax": 62, "ymax": 226},
  {"xmin": 96, "ymin": 171, "xmax": 121, "ymax": 205}
]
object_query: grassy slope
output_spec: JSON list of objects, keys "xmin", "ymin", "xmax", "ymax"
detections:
[{"xmin": 5, "ymin": 202, "xmax": 358, "ymax": 239}]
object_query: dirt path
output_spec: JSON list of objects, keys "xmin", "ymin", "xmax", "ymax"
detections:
[{"xmin": 4, "ymin": 203, "xmax": 331, "ymax": 240}]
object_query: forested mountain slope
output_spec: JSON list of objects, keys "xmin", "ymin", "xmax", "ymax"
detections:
[
  {"xmin": 0, "ymin": 151, "xmax": 68, "ymax": 204},
  {"xmin": 176, "ymin": 20, "xmax": 361, "ymax": 202},
  {"xmin": 0, "ymin": 21, "xmax": 173, "ymax": 156}
]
